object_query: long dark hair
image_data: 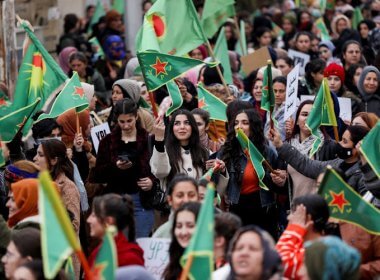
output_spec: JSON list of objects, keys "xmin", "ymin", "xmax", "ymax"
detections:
[
  {"xmin": 165, "ymin": 110, "xmax": 208, "ymax": 182},
  {"xmin": 92, "ymin": 193, "xmax": 136, "ymax": 242},
  {"xmin": 163, "ymin": 202, "xmax": 201, "ymax": 280},
  {"xmin": 288, "ymin": 99, "xmax": 314, "ymax": 140},
  {"xmin": 222, "ymin": 108, "xmax": 267, "ymax": 166},
  {"xmin": 40, "ymin": 139, "xmax": 74, "ymax": 181},
  {"xmin": 305, "ymin": 59, "xmax": 326, "ymax": 88}
]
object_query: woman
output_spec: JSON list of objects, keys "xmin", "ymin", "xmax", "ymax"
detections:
[
  {"xmin": 153, "ymin": 174, "xmax": 199, "ymax": 238},
  {"xmin": 163, "ymin": 202, "xmax": 201, "ymax": 280},
  {"xmin": 330, "ymin": 14, "xmax": 351, "ymax": 39},
  {"xmin": 298, "ymin": 59, "xmax": 326, "ymax": 96},
  {"xmin": 341, "ymin": 40, "xmax": 365, "ymax": 70},
  {"xmin": 106, "ymin": 79, "xmax": 154, "ymax": 132},
  {"xmin": 358, "ymin": 19, "xmax": 376, "ymax": 64},
  {"xmin": 264, "ymin": 77, "xmax": 287, "ymax": 141},
  {"xmin": 33, "ymin": 139, "xmax": 80, "ymax": 233},
  {"xmin": 252, "ymin": 27, "xmax": 272, "ymax": 50},
  {"xmin": 324, "ymin": 63, "xmax": 362, "ymax": 116},
  {"xmin": 1, "ymin": 228, "xmax": 41, "ymax": 279},
  {"xmin": 90, "ymin": 99, "xmax": 156, "ymax": 237},
  {"xmin": 69, "ymin": 52, "xmax": 107, "ymax": 95},
  {"xmin": 225, "ymin": 225, "xmax": 282, "ymax": 280},
  {"xmin": 219, "ymin": 109, "xmax": 282, "ymax": 237},
  {"xmin": 281, "ymin": 13, "xmax": 297, "ymax": 50},
  {"xmin": 318, "ymin": 40, "xmax": 342, "ymax": 66},
  {"xmin": 345, "ymin": 63, "xmax": 365, "ymax": 96},
  {"xmin": 249, "ymin": 78, "xmax": 266, "ymax": 122},
  {"xmin": 357, "ymin": 66, "xmax": 380, "ymax": 116},
  {"xmin": 191, "ymin": 108, "xmax": 223, "ymax": 153},
  {"xmin": 275, "ymin": 57, "xmax": 294, "ymax": 77},
  {"xmin": 284, "ymin": 100, "xmax": 337, "ymax": 199},
  {"xmin": 293, "ymin": 32, "xmax": 317, "ymax": 59},
  {"xmin": 351, "ymin": 112, "xmax": 379, "ymax": 129},
  {"xmin": 150, "ymin": 109, "xmax": 209, "ymax": 190},
  {"xmin": 87, "ymin": 194, "xmax": 144, "ymax": 267}
]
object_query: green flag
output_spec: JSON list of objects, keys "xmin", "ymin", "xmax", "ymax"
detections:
[
  {"xmin": 37, "ymin": 72, "xmax": 89, "ymax": 121},
  {"xmin": 360, "ymin": 121, "xmax": 380, "ymax": 178},
  {"xmin": 0, "ymin": 89, "xmax": 11, "ymax": 116},
  {"xmin": 306, "ymin": 78, "xmax": 337, "ymax": 157},
  {"xmin": 214, "ymin": 27, "xmax": 233, "ymax": 84},
  {"xmin": 112, "ymin": 0, "xmax": 125, "ymax": 14},
  {"xmin": 236, "ymin": 128, "xmax": 269, "ymax": 190},
  {"xmin": 352, "ymin": 7, "xmax": 364, "ymax": 29},
  {"xmin": 39, "ymin": 171, "xmax": 81, "ymax": 279},
  {"xmin": 261, "ymin": 62, "xmax": 274, "ymax": 113},
  {"xmin": 315, "ymin": 18, "xmax": 331, "ymax": 41},
  {"xmin": 271, "ymin": 22, "xmax": 285, "ymax": 38},
  {"xmin": 89, "ymin": 37, "xmax": 105, "ymax": 59},
  {"xmin": 0, "ymin": 98, "xmax": 41, "ymax": 143},
  {"xmin": 64, "ymin": 257, "xmax": 75, "ymax": 280},
  {"xmin": 235, "ymin": 20, "xmax": 248, "ymax": 56},
  {"xmin": 0, "ymin": 142, "xmax": 5, "ymax": 167},
  {"xmin": 137, "ymin": 51, "xmax": 215, "ymax": 91},
  {"xmin": 180, "ymin": 183, "xmax": 215, "ymax": 280},
  {"xmin": 166, "ymin": 80, "xmax": 183, "ymax": 116},
  {"xmin": 88, "ymin": 0, "xmax": 106, "ymax": 34},
  {"xmin": 201, "ymin": 0, "xmax": 235, "ymax": 38},
  {"xmin": 11, "ymin": 21, "xmax": 67, "ymax": 135},
  {"xmin": 136, "ymin": 0, "xmax": 207, "ymax": 56},
  {"xmin": 318, "ymin": 166, "xmax": 380, "ymax": 235},
  {"xmin": 197, "ymin": 83, "xmax": 227, "ymax": 122},
  {"xmin": 93, "ymin": 227, "xmax": 118, "ymax": 280}
]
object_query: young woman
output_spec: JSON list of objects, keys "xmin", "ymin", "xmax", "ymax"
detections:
[
  {"xmin": 1, "ymin": 228, "xmax": 41, "ymax": 279},
  {"xmin": 249, "ymin": 78, "xmax": 266, "ymax": 122},
  {"xmin": 153, "ymin": 174, "xmax": 199, "ymax": 238},
  {"xmin": 87, "ymin": 194, "xmax": 144, "ymax": 267},
  {"xmin": 294, "ymin": 32, "xmax": 317, "ymax": 59},
  {"xmin": 351, "ymin": 112, "xmax": 379, "ymax": 129},
  {"xmin": 33, "ymin": 139, "xmax": 80, "ymax": 233},
  {"xmin": 275, "ymin": 56, "xmax": 294, "ymax": 76},
  {"xmin": 345, "ymin": 63, "xmax": 365, "ymax": 96},
  {"xmin": 318, "ymin": 40, "xmax": 342, "ymax": 66},
  {"xmin": 281, "ymin": 13, "xmax": 297, "ymax": 50},
  {"xmin": 90, "ymin": 98, "xmax": 156, "ymax": 237},
  {"xmin": 298, "ymin": 59, "xmax": 326, "ymax": 96},
  {"xmin": 330, "ymin": 14, "xmax": 351, "ymax": 39},
  {"xmin": 219, "ymin": 109, "xmax": 282, "ymax": 237},
  {"xmin": 357, "ymin": 66, "xmax": 380, "ymax": 116},
  {"xmin": 163, "ymin": 202, "xmax": 201, "ymax": 280},
  {"xmin": 252, "ymin": 27, "xmax": 272, "ymax": 50},
  {"xmin": 264, "ymin": 76, "xmax": 287, "ymax": 141},
  {"xmin": 191, "ymin": 108, "xmax": 223, "ymax": 153},
  {"xmin": 226, "ymin": 225, "xmax": 282, "ymax": 280},
  {"xmin": 150, "ymin": 109, "xmax": 209, "ymax": 190},
  {"xmin": 341, "ymin": 40, "xmax": 365, "ymax": 70}
]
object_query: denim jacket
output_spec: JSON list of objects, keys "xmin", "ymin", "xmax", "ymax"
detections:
[{"xmin": 221, "ymin": 145, "xmax": 279, "ymax": 207}]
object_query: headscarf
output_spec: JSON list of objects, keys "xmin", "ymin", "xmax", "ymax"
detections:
[
  {"xmin": 304, "ymin": 236, "xmax": 361, "ymax": 280},
  {"xmin": 112, "ymin": 79, "xmax": 141, "ymax": 103},
  {"xmin": 8, "ymin": 179, "xmax": 39, "ymax": 227},
  {"xmin": 58, "ymin": 46, "xmax": 78, "ymax": 74},
  {"xmin": 357, "ymin": 66, "xmax": 380, "ymax": 97},
  {"xmin": 56, "ymin": 109, "xmax": 91, "ymax": 151},
  {"xmin": 4, "ymin": 163, "xmax": 39, "ymax": 184},
  {"xmin": 331, "ymin": 15, "xmax": 351, "ymax": 37},
  {"xmin": 103, "ymin": 35, "xmax": 126, "ymax": 61}
]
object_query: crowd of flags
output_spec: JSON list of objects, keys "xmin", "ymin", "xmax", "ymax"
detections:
[{"xmin": 0, "ymin": 0, "xmax": 379, "ymax": 279}]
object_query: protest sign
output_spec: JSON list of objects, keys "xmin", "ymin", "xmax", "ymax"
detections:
[
  {"xmin": 90, "ymin": 122, "xmax": 111, "ymax": 153},
  {"xmin": 284, "ymin": 64, "xmax": 300, "ymax": 120},
  {"xmin": 240, "ymin": 47, "xmax": 271, "ymax": 75},
  {"xmin": 137, "ymin": 238, "xmax": 170, "ymax": 280},
  {"xmin": 288, "ymin": 49, "xmax": 310, "ymax": 76}
]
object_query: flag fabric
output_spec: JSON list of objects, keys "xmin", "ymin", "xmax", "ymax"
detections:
[
  {"xmin": 137, "ymin": 51, "xmax": 215, "ymax": 91},
  {"xmin": 271, "ymin": 22, "xmax": 285, "ymax": 38},
  {"xmin": 180, "ymin": 183, "xmax": 215, "ymax": 280},
  {"xmin": 13, "ymin": 21, "xmax": 67, "ymax": 134},
  {"xmin": 360, "ymin": 121, "xmax": 380, "ymax": 178},
  {"xmin": 89, "ymin": 37, "xmax": 105, "ymax": 59},
  {"xmin": 320, "ymin": 0, "xmax": 327, "ymax": 13},
  {"xmin": 235, "ymin": 20, "xmax": 248, "ymax": 56},
  {"xmin": 352, "ymin": 7, "xmax": 364, "ymax": 29},
  {"xmin": 261, "ymin": 62, "xmax": 277, "ymax": 126},
  {"xmin": 201, "ymin": 0, "xmax": 235, "ymax": 38},
  {"xmin": 39, "ymin": 171, "xmax": 81, "ymax": 279},
  {"xmin": 318, "ymin": 166, "xmax": 380, "ymax": 234},
  {"xmin": 93, "ymin": 227, "xmax": 118, "ymax": 280},
  {"xmin": 214, "ymin": 27, "xmax": 233, "ymax": 84},
  {"xmin": 0, "ymin": 142, "xmax": 5, "ymax": 167},
  {"xmin": 197, "ymin": 84, "xmax": 227, "ymax": 122},
  {"xmin": 166, "ymin": 80, "xmax": 183, "ymax": 116},
  {"xmin": 135, "ymin": 0, "xmax": 207, "ymax": 56},
  {"xmin": 112, "ymin": 0, "xmax": 125, "ymax": 14},
  {"xmin": 315, "ymin": 18, "xmax": 331, "ymax": 41},
  {"xmin": 236, "ymin": 128, "xmax": 269, "ymax": 190},
  {"xmin": 37, "ymin": 72, "xmax": 89, "ymax": 121},
  {"xmin": 64, "ymin": 257, "xmax": 75, "ymax": 280},
  {"xmin": 0, "ymin": 98, "xmax": 41, "ymax": 143},
  {"xmin": 0, "ymin": 89, "xmax": 11, "ymax": 116},
  {"xmin": 306, "ymin": 78, "xmax": 337, "ymax": 157},
  {"xmin": 201, "ymin": 162, "xmax": 221, "ymax": 182},
  {"xmin": 88, "ymin": 0, "xmax": 106, "ymax": 34}
]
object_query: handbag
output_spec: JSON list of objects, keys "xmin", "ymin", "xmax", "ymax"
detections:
[{"xmin": 151, "ymin": 184, "xmax": 170, "ymax": 213}]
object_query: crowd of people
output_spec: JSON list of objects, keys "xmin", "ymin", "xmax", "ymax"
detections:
[{"xmin": 0, "ymin": 0, "xmax": 380, "ymax": 279}]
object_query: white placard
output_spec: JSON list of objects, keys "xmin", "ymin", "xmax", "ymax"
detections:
[
  {"xmin": 137, "ymin": 238, "xmax": 170, "ymax": 280},
  {"xmin": 288, "ymin": 49, "xmax": 310, "ymax": 76},
  {"xmin": 90, "ymin": 122, "xmax": 111, "ymax": 153},
  {"xmin": 284, "ymin": 64, "xmax": 300, "ymax": 120},
  {"xmin": 300, "ymin": 95, "xmax": 352, "ymax": 122}
]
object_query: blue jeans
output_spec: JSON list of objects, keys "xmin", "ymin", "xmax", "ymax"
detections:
[{"xmin": 131, "ymin": 193, "xmax": 154, "ymax": 238}]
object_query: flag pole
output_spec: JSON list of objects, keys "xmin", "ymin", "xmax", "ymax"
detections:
[
  {"xmin": 14, "ymin": 98, "xmax": 41, "ymax": 137},
  {"xmin": 76, "ymin": 112, "xmax": 80, "ymax": 134},
  {"xmin": 148, "ymin": 91, "xmax": 158, "ymax": 118},
  {"xmin": 179, "ymin": 254, "xmax": 194, "ymax": 280},
  {"xmin": 263, "ymin": 160, "xmax": 274, "ymax": 173},
  {"xmin": 76, "ymin": 250, "xmax": 94, "ymax": 280},
  {"xmin": 333, "ymin": 126, "xmax": 339, "ymax": 142},
  {"xmin": 267, "ymin": 60, "xmax": 274, "ymax": 130}
]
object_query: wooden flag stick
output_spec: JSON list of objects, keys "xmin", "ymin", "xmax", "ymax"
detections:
[
  {"xmin": 76, "ymin": 112, "xmax": 80, "ymax": 134},
  {"xmin": 148, "ymin": 91, "xmax": 158, "ymax": 118},
  {"xmin": 333, "ymin": 126, "xmax": 339, "ymax": 142},
  {"xmin": 204, "ymin": 40, "xmax": 231, "ymax": 97},
  {"xmin": 179, "ymin": 254, "xmax": 194, "ymax": 280},
  {"xmin": 75, "ymin": 249, "xmax": 94, "ymax": 280},
  {"xmin": 263, "ymin": 159, "xmax": 275, "ymax": 173}
]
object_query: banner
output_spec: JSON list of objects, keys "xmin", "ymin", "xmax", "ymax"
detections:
[
  {"xmin": 90, "ymin": 122, "xmax": 111, "ymax": 153},
  {"xmin": 284, "ymin": 64, "xmax": 300, "ymax": 120}
]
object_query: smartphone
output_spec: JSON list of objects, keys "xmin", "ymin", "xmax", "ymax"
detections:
[{"xmin": 118, "ymin": 154, "xmax": 130, "ymax": 162}]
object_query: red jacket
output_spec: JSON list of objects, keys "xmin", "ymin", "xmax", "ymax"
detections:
[
  {"xmin": 276, "ymin": 224, "xmax": 307, "ymax": 280},
  {"xmin": 89, "ymin": 231, "xmax": 145, "ymax": 267}
]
